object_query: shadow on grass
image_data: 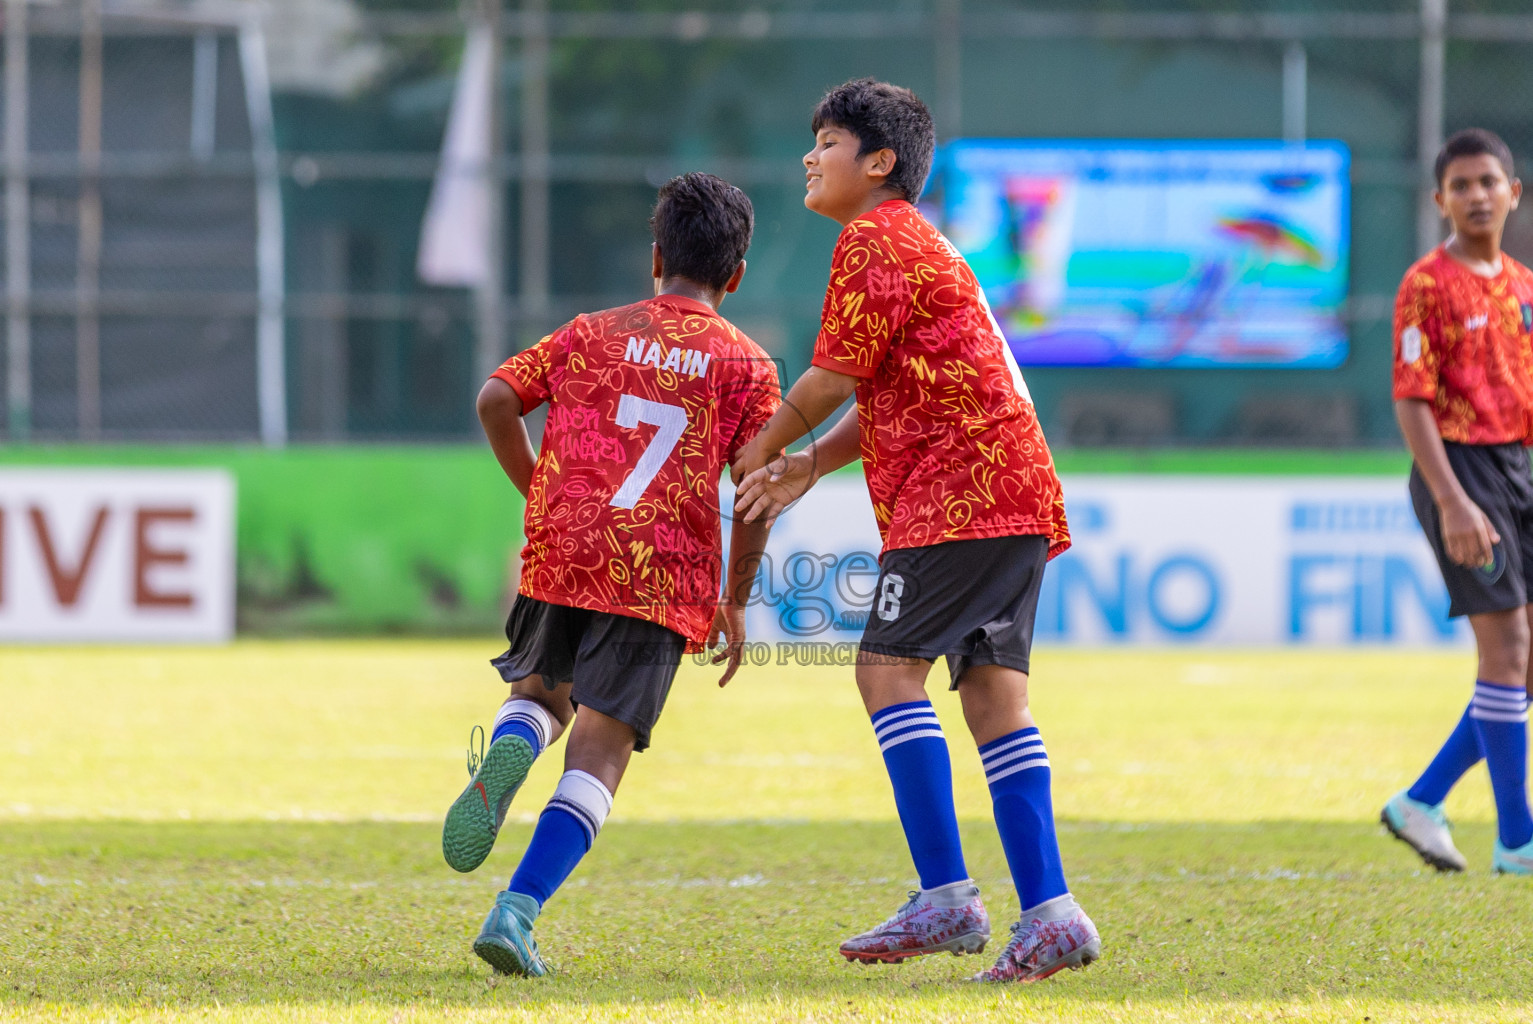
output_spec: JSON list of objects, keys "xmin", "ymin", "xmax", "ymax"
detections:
[{"xmin": 0, "ymin": 819, "xmax": 1526, "ymax": 1009}]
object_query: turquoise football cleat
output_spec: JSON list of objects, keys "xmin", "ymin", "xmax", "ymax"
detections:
[
  {"xmin": 443, "ymin": 726, "xmax": 536, "ymax": 873},
  {"xmin": 1493, "ymin": 837, "xmax": 1533, "ymax": 875},
  {"xmin": 1380, "ymin": 790, "xmax": 1466, "ymax": 872},
  {"xmin": 473, "ymin": 890, "xmax": 549, "ymax": 977}
]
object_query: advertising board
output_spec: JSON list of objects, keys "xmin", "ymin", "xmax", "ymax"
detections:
[
  {"xmin": 740, "ymin": 476, "xmax": 1466, "ymax": 652},
  {"xmin": 0, "ymin": 469, "xmax": 235, "ymax": 642}
]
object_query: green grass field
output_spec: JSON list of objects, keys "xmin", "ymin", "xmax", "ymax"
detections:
[{"xmin": 3, "ymin": 643, "xmax": 1532, "ymax": 1023}]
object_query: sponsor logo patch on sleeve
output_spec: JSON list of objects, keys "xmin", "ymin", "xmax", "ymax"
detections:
[{"xmin": 1400, "ymin": 324, "xmax": 1423, "ymax": 363}]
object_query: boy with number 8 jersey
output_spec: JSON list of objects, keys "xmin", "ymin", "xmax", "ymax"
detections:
[
  {"xmin": 1382, "ymin": 128, "xmax": 1533, "ymax": 876},
  {"xmin": 733, "ymin": 79, "xmax": 1098, "ymax": 983},
  {"xmin": 442, "ymin": 172, "xmax": 779, "ymax": 977}
]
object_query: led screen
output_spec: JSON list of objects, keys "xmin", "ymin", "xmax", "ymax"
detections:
[{"xmin": 932, "ymin": 140, "xmax": 1351, "ymax": 368}]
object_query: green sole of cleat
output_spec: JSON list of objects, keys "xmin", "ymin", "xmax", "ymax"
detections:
[
  {"xmin": 442, "ymin": 736, "xmax": 536, "ymax": 873},
  {"xmin": 473, "ymin": 935, "xmax": 547, "ymax": 977}
]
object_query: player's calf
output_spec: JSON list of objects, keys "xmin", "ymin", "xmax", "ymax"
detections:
[{"xmin": 839, "ymin": 881, "xmax": 990, "ymax": 963}]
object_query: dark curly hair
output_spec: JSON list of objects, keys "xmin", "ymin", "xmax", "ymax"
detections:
[
  {"xmin": 649, "ymin": 172, "xmax": 754, "ymax": 291},
  {"xmin": 1435, "ymin": 128, "xmax": 1515, "ymax": 187},
  {"xmin": 811, "ymin": 78, "xmax": 935, "ymax": 203}
]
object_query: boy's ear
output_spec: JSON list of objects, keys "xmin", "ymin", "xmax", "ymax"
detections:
[
  {"xmin": 652, "ymin": 243, "xmax": 664, "ymax": 280},
  {"xmin": 864, "ymin": 147, "xmax": 898, "ymax": 184},
  {"xmin": 1433, "ymin": 188, "xmax": 1447, "ymax": 219},
  {"xmin": 723, "ymin": 260, "xmax": 747, "ymax": 295},
  {"xmin": 1512, "ymin": 177, "xmax": 1523, "ymax": 210}
]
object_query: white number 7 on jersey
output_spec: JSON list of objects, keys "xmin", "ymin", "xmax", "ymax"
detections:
[{"xmin": 609, "ymin": 393, "xmax": 689, "ymax": 509}]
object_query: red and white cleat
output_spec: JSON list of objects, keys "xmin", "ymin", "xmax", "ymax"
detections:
[
  {"xmin": 970, "ymin": 899, "xmax": 1101, "ymax": 983},
  {"xmin": 839, "ymin": 886, "xmax": 990, "ymax": 964}
]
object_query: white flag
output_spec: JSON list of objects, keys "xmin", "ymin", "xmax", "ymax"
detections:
[{"xmin": 417, "ymin": 25, "xmax": 494, "ymax": 287}]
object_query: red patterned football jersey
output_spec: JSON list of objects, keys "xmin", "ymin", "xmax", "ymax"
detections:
[
  {"xmin": 493, "ymin": 294, "xmax": 780, "ymax": 644},
  {"xmin": 1393, "ymin": 246, "xmax": 1533, "ymax": 445},
  {"xmin": 812, "ymin": 199, "xmax": 1069, "ymax": 558}
]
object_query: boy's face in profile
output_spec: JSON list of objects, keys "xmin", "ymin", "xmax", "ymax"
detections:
[
  {"xmin": 1436, "ymin": 153, "xmax": 1521, "ymax": 242},
  {"xmin": 803, "ymin": 125, "xmax": 890, "ymax": 223}
]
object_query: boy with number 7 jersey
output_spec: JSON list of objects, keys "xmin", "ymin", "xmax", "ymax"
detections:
[{"xmin": 442, "ymin": 172, "xmax": 779, "ymax": 977}]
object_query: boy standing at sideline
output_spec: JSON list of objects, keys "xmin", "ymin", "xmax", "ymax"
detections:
[
  {"xmin": 1383, "ymin": 128, "xmax": 1533, "ymax": 875},
  {"xmin": 443, "ymin": 172, "xmax": 779, "ymax": 976},
  {"xmin": 733, "ymin": 78, "xmax": 1099, "ymax": 983}
]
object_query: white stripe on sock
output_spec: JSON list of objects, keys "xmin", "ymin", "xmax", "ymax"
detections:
[
  {"xmin": 982, "ymin": 740, "xmax": 1046, "ymax": 773},
  {"xmin": 874, "ymin": 715, "xmax": 942, "ymax": 743},
  {"xmin": 1470, "ymin": 707, "xmax": 1530, "ymax": 723},
  {"xmin": 1473, "ymin": 692, "xmax": 1528, "ymax": 710},
  {"xmin": 495, "ymin": 697, "xmax": 554, "ymax": 748},
  {"xmin": 978, "ymin": 732, "xmax": 1042, "ymax": 763},
  {"xmin": 879, "ymin": 728, "xmax": 947, "ymax": 752},
  {"xmin": 873, "ymin": 706, "xmax": 940, "ymax": 737},
  {"xmin": 545, "ymin": 769, "xmax": 613, "ymax": 842},
  {"xmin": 985, "ymin": 755, "xmax": 1051, "ymax": 785}
]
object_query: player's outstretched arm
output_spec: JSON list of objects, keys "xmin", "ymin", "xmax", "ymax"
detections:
[
  {"xmin": 477, "ymin": 378, "xmax": 538, "ymax": 498},
  {"xmin": 734, "ymin": 406, "xmax": 860, "ymax": 524},
  {"xmin": 712, "ymin": 515, "xmax": 772, "ymax": 687},
  {"xmin": 1395, "ymin": 397, "xmax": 1500, "ymax": 567},
  {"xmin": 731, "ymin": 366, "xmax": 857, "ymax": 486}
]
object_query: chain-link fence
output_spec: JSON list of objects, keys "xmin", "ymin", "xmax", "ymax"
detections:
[{"xmin": 3, "ymin": 0, "xmax": 1532, "ymax": 445}]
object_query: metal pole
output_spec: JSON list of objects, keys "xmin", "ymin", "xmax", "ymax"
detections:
[
  {"xmin": 76, "ymin": 0, "xmax": 103, "ymax": 440},
  {"xmin": 4, "ymin": 0, "xmax": 30, "ymax": 440},
  {"xmin": 1282, "ymin": 41, "xmax": 1306, "ymax": 144},
  {"xmin": 934, "ymin": 0, "xmax": 961, "ymax": 140},
  {"xmin": 517, "ymin": 0, "xmax": 550, "ymax": 352},
  {"xmin": 473, "ymin": 0, "xmax": 507, "ymax": 381},
  {"xmin": 239, "ymin": 21, "xmax": 287, "ymax": 447},
  {"xmin": 190, "ymin": 30, "xmax": 218, "ymax": 162},
  {"xmin": 1417, "ymin": 0, "xmax": 1447, "ymax": 256}
]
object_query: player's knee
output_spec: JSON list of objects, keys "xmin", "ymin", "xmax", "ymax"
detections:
[
  {"xmin": 511, "ymin": 680, "xmax": 575, "ymax": 726},
  {"xmin": 1481, "ymin": 619, "xmax": 1531, "ymax": 680},
  {"xmin": 854, "ymin": 660, "xmax": 928, "ymax": 712}
]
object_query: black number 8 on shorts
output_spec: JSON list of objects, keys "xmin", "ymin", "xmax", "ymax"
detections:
[{"xmin": 876, "ymin": 574, "xmax": 905, "ymax": 622}]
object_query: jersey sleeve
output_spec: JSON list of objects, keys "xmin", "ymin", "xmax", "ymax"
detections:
[
  {"xmin": 726, "ymin": 356, "xmax": 783, "ymax": 462},
  {"xmin": 1392, "ymin": 269, "xmax": 1443, "ymax": 402},
  {"xmin": 811, "ymin": 230, "xmax": 913, "ymax": 378},
  {"xmin": 491, "ymin": 324, "xmax": 571, "ymax": 411}
]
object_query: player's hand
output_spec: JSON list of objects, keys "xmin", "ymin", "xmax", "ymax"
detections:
[
  {"xmin": 735, "ymin": 450, "xmax": 816, "ymax": 524},
  {"xmin": 709, "ymin": 602, "xmax": 747, "ymax": 687},
  {"xmin": 1439, "ymin": 495, "xmax": 1501, "ymax": 569},
  {"xmin": 730, "ymin": 438, "xmax": 770, "ymax": 487}
]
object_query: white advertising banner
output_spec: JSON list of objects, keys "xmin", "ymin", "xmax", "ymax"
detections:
[
  {"xmin": 0, "ymin": 469, "xmax": 235, "ymax": 643},
  {"xmin": 742, "ymin": 475, "xmax": 1468, "ymax": 648}
]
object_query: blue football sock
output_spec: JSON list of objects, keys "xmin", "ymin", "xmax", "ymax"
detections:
[
  {"xmin": 507, "ymin": 770, "xmax": 612, "ymax": 906},
  {"xmin": 1407, "ymin": 703, "xmax": 1482, "ymax": 806},
  {"xmin": 981, "ymin": 726, "xmax": 1069, "ymax": 911},
  {"xmin": 491, "ymin": 697, "xmax": 553, "ymax": 756},
  {"xmin": 870, "ymin": 701, "xmax": 968, "ymax": 890},
  {"xmin": 1469, "ymin": 681, "xmax": 1533, "ymax": 849}
]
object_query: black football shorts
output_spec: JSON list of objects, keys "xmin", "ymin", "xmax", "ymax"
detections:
[
  {"xmin": 1410, "ymin": 441, "xmax": 1533, "ymax": 618},
  {"xmin": 859, "ymin": 534, "xmax": 1049, "ymax": 688},
  {"xmin": 490, "ymin": 595, "xmax": 686, "ymax": 752}
]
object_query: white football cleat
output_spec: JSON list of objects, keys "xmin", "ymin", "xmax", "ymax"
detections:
[
  {"xmin": 1381, "ymin": 790, "xmax": 1467, "ymax": 872},
  {"xmin": 970, "ymin": 897, "xmax": 1100, "ymax": 983}
]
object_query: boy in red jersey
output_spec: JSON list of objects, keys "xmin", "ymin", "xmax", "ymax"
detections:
[
  {"xmin": 1381, "ymin": 128, "xmax": 1533, "ymax": 876},
  {"xmin": 442, "ymin": 173, "xmax": 779, "ymax": 976},
  {"xmin": 733, "ymin": 79, "xmax": 1098, "ymax": 983}
]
